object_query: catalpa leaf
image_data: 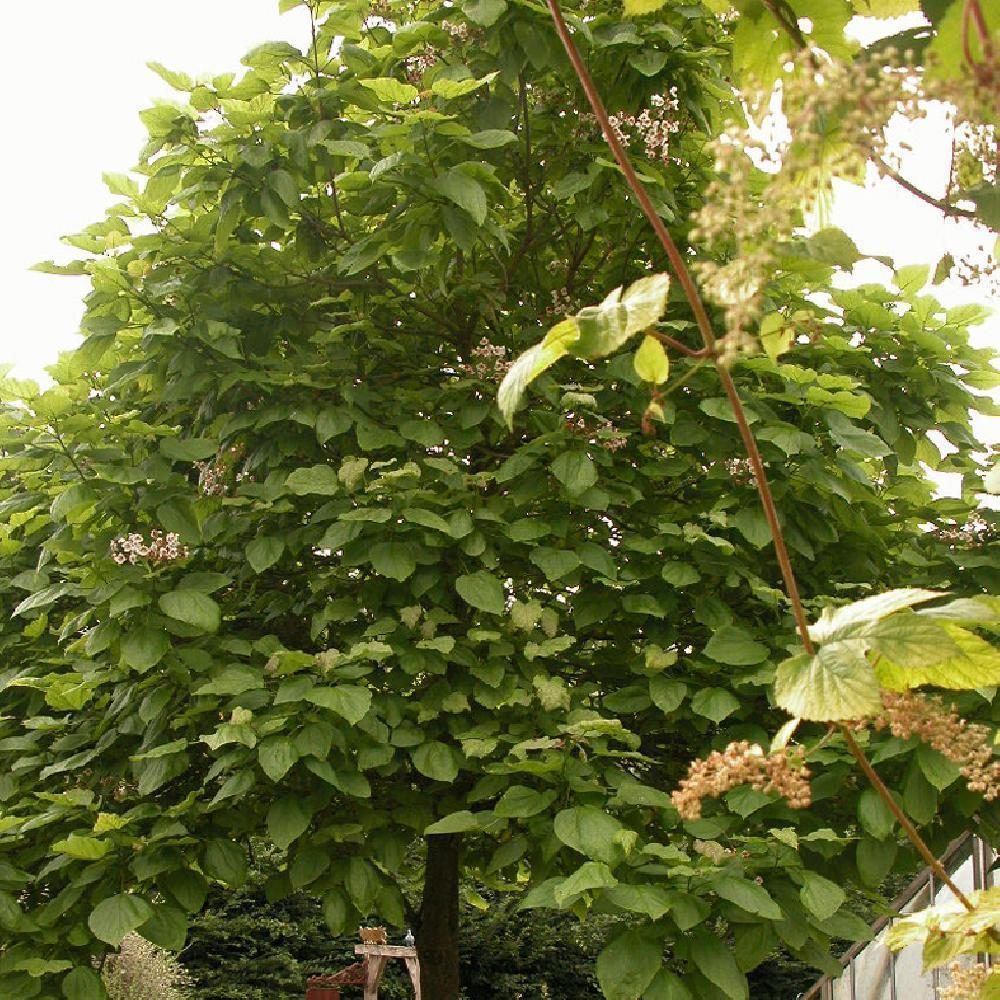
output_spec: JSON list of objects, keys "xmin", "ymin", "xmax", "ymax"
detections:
[
  {"xmin": 774, "ymin": 642, "xmax": 881, "ymax": 721},
  {"xmin": 809, "ymin": 589, "xmax": 942, "ymax": 644},
  {"xmin": 497, "ymin": 319, "xmax": 579, "ymax": 427}
]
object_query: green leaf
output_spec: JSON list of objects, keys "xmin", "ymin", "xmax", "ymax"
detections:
[
  {"xmin": 703, "ymin": 626, "xmax": 769, "ymax": 665},
  {"xmin": 369, "ymin": 541, "xmax": 417, "ymax": 581},
  {"xmin": 258, "ymin": 737, "xmax": 299, "ymax": 782},
  {"xmin": 411, "ymin": 741, "xmax": 460, "ymax": 782},
  {"xmin": 138, "ymin": 903, "xmax": 188, "ymax": 951},
  {"xmin": 431, "ymin": 73, "xmax": 496, "ymax": 99},
  {"xmin": 573, "ymin": 273, "xmax": 672, "ymax": 360},
  {"xmin": 307, "ymin": 685, "xmax": 372, "ymax": 724},
  {"xmin": 52, "ymin": 834, "xmax": 110, "ymax": 860},
  {"xmin": 246, "ymin": 536, "xmax": 284, "ymax": 574},
  {"xmin": 120, "ymin": 627, "xmax": 170, "ymax": 672},
  {"xmin": 809, "ymin": 589, "xmax": 941, "ymax": 644},
  {"xmin": 624, "ymin": 0, "xmax": 668, "ymax": 13},
  {"xmin": 643, "ymin": 970, "xmax": 693, "ymax": 1000},
  {"xmin": 877, "ymin": 625, "xmax": 1000, "ymax": 690},
  {"xmin": 858, "ymin": 787, "xmax": 896, "ymax": 840},
  {"xmin": 856, "ymin": 836, "xmax": 897, "ymax": 887},
  {"xmin": 203, "ymin": 840, "xmax": 248, "ymax": 888},
  {"xmin": 497, "ymin": 318, "xmax": 579, "ymax": 426},
  {"xmin": 456, "ymin": 571, "xmax": 506, "ymax": 615},
  {"xmin": 267, "ymin": 796, "xmax": 313, "ymax": 850},
  {"xmin": 158, "ymin": 590, "xmax": 221, "ymax": 632},
  {"xmin": 553, "ymin": 806, "xmax": 625, "ymax": 866},
  {"xmin": 774, "ymin": 643, "xmax": 882, "ymax": 721},
  {"xmin": 634, "ymin": 335, "xmax": 670, "ymax": 384},
  {"xmin": 435, "ymin": 169, "xmax": 487, "ymax": 225},
  {"xmin": 359, "ymin": 77, "xmax": 419, "ymax": 103},
  {"xmin": 286, "ymin": 465, "xmax": 340, "ymax": 495},
  {"xmin": 463, "ymin": 0, "xmax": 507, "ymax": 25},
  {"xmin": 550, "ymin": 452, "xmax": 598, "ymax": 495},
  {"xmin": 649, "ymin": 676, "xmax": 686, "ymax": 715},
  {"xmin": 88, "ymin": 894, "xmax": 154, "ymax": 947},
  {"xmin": 62, "ymin": 967, "xmax": 108, "ymax": 1000},
  {"xmin": 162, "ymin": 869, "xmax": 208, "ymax": 913},
  {"xmin": 690, "ymin": 687, "xmax": 740, "ymax": 723},
  {"xmin": 713, "ymin": 876, "xmax": 782, "ymax": 919},
  {"xmin": 554, "ymin": 862, "xmax": 618, "ymax": 906},
  {"xmin": 425, "ymin": 810, "xmax": 482, "ymax": 834},
  {"xmin": 759, "ymin": 313, "xmax": 792, "ymax": 361},
  {"xmin": 160, "ymin": 437, "xmax": 217, "ymax": 461},
  {"xmin": 494, "ymin": 785, "xmax": 558, "ymax": 818},
  {"xmin": 596, "ymin": 928, "xmax": 662, "ymax": 1000},
  {"xmin": 463, "ymin": 129, "xmax": 517, "ymax": 148},
  {"xmin": 690, "ymin": 932, "xmax": 748, "ymax": 999},
  {"xmin": 604, "ymin": 883, "xmax": 674, "ymax": 920},
  {"xmin": 799, "ymin": 871, "xmax": 845, "ymax": 920}
]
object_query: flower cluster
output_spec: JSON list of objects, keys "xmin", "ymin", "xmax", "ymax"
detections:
[
  {"xmin": 693, "ymin": 51, "xmax": 922, "ymax": 350},
  {"xmin": 873, "ymin": 692, "xmax": 1000, "ymax": 801},
  {"xmin": 103, "ymin": 933, "xmax": 192, "ymax": 1000},
  {"xmin": 565, "ymin": 415, "xmax": 628, "ymax": 452},
  {"xmin": 440, "ymin": 19, "xmax": 468, "ymax": 40},
  {"xmin": 724, "ymin": 456, "xmax": 756, "ymax": 487},
  {"xmin": 195, "ymin": 457, "xmax": 228, "ymax": 497},
  {"xmin": 607, "ymin": 90, "xmax": 682, "ymax": 162},
  {"xmin": 671, "ymin": 741, "xmax": 811, "ymax": 820},
  {"xmin": 940, "ymin": 961, "xmax": 992, "ymax": 1000},
  {"xmin": 933, "ymin": 512, "xmax": 996, "ymax": 550},
  {"xmin": 404, "ymin": 49, "xmax": 437, "ymax": 84},
  {"xmin": 548, "ymin": 287, "xmax": 576, "ymax": 317},
  {"xmin": 110, "ymin": 530, "xmax": 189, "ymax": 566},
  {"xmin": 458, "ymin": 338, "xmax": 512, "ymax": 381}
]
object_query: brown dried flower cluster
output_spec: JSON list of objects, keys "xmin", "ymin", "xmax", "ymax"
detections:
[
  {"xmin": 110, "ymin": 531, "xmax": 189, "ymax": 566},
  {"xmin": 458, "ymin": 338, "xmax": 512, "ymax": 381},
  {"xmin": 671, "ymin": 741, "xmax": 811, "ymax": 820},
  {"xmin": 874, "ymin": 692, "xmax": 1000, "ymax": 801},
  {"xmin": 940, "ymin": 961, "xmax": 992, "ymax": 1000}
]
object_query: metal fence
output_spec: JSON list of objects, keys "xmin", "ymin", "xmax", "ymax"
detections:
[{"xmin": 801, "ymin": 835, "xmax": 995, "ymax": 999}]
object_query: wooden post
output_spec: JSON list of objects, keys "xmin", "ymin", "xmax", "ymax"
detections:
[{"xmin": 355, "ymin": 944, "xmax": 422, "ymax": 1000}]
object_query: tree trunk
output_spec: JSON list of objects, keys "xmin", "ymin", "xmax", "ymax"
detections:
[{"xmin": 416, "ymin": 834, "xmax": 461, "ymax": 1000}]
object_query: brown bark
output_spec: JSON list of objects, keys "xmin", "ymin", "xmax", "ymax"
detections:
[{"xmin": 416, "ymin": 834, "xmax": 461, "ymax": 1000}]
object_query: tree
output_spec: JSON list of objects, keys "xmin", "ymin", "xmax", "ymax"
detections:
[{"xmin": 0, "ymin": 0, "xmax": 998, "ymax": 998}]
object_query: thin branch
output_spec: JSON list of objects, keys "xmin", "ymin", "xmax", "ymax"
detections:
[
  {"xmin": 878, "ymin": 159, "xmax": 976, "ymax": 221},
  {"xmin": 542, "ymin": 0, "xmax": 995, "ymax": 918},
  {"xmin": 545, "ymin": 0, "xmax": 815, "ymax": 653},
  {"xmin": 649, "ymin": 331, "xmax": 711, "ymax": 359},
  {"xmin": 842, "ymin": 728, "xmax": 980, "ymax": 912}
]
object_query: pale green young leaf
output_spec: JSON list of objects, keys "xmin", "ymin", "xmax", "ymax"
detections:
[
  {"xmin": 573, "ymin": 273, "xmax": 671, "ymax": 360},
  {"xmin": 624, "ymin": 0, "xmax": 669, "ymax": 13},
  {"xmin": 774, "ymin": 643, "xmax": 881, "ymax": 721},
  {"xmin": 863, "ymin": 611, "xmax": 960, "ymax": 668},
  {"xmin": 497, "ymin": 318, "xmax": 580, "ymax": 427},
  {"xmin": 359, "ymin": 77, "xmax": 419, "ymax": 103},
  {"xmin": 809, "ymin": 589, "xmax": 942, "ymax": 644},
  {"xmin": 876, "ymin": 625, "xmax": 1000, "ymax": 690},
  {"xmin": 634, "ymin": 335, "xmax": 670, "ymax": 384}
]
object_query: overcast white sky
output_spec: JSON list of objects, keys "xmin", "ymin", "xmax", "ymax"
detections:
[{"xmin": 0, "ymin": 3, "xmax": 996, "ymax": 460}]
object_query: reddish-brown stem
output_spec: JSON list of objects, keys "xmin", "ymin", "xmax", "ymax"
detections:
[
  {"xmin": 842, "ymin": 728, "xmax": 978, "ymax": 911},
  {"xmin": 545, "ymin": 0, "xmax": 815, "ymax": 655},
  {"xmin": 542, "ymin": 0, "xmax": 989, "ymax": 915},
  {"xmin": 649, "ymin": 331, "xmax": 711, "ymax": 359}
]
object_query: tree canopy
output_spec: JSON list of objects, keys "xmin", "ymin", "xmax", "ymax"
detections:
[{"xmin": 1, "ymin": 0, "xmax": 999, "ymax": 997}]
